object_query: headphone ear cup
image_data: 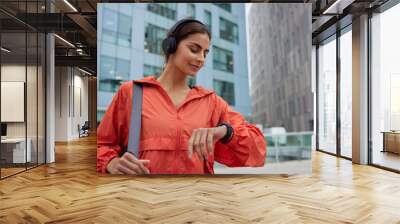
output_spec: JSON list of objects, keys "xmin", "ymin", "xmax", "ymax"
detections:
[{"xmin": 162, "ymin": 36, "xmax": 177, "ymax": 55}]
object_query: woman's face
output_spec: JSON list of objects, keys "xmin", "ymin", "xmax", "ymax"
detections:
[{"xmin": 171, "ymin": 33, "xmax": 210, "ymax": 76}]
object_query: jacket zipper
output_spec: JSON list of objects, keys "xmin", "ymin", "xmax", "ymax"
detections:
[
  {"xmin": 176, "ymin": 114, "xmax": 181, "ymax": 150},
  {"xmin": 176, "ymin": 114, "xmax": 182, "ymax": 173}
]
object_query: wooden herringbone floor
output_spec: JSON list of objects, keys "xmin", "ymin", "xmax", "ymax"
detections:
[{"xmin": 1, "ymin": 135, "xmax": 400, "ymax": 224}]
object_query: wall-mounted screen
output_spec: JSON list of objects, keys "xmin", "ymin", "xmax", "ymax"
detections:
[{"xmin": 1, "ymin": 81, "xmax": 25, "ymax": 122}]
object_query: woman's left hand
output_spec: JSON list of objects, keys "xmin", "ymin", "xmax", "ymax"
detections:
[{"xmin": 188, "ymin": 126, "xmax": 227, "ymax": 161}]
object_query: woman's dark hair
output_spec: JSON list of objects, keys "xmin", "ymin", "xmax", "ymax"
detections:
[{"xmin": 164, "ymin": 20, "xmax": 211, "ymax": 62}]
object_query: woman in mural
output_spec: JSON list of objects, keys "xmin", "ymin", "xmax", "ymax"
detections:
[{"xmin": 97, "ymin": 18, "xmax": 266, "ymax": 174}]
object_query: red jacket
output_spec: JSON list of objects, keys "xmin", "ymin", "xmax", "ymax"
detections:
[{"xmin": 97, "ymin": 76, "xmax": 266, "ymax": 174}]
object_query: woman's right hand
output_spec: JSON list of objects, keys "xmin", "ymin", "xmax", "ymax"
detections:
[{"xmin": 106, "ymin": 152, "xmax": 150, "ymax": 175}]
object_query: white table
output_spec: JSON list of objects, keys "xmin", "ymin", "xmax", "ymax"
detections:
[{"xmin": 1, "ymin": 138, "xmax": 31, "ymax": 163}]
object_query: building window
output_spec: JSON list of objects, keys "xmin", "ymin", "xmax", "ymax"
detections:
[
  {"xmin": 102, "ymin": 8, "xmax": 132, "ymax": 47},
  {"xmin": 100, "ymin": 55, "xmax": 116, "ymax": 79},
  {"xmin": 147, "ymin": 3, "xmax": 177, "ymax": 20},
  {"xmin": 317, "ymin": 36, "xmax": 337, "ymax": 155},
  {"xmin": 204, "ymin": 10, "xmax": 212, "ymax": 33},
  {"xmin": 102, "ymin": 8, "xmax": 118, "ymax": 44},
  {"xmin": 339, "ymin": 27, "xmax": 352, "ymax": 159},
  {"xmin": 116, "ymin": 59, "xmax": 130, "ymax": 80},
  {"xmin": 144, "ymin": 64, "xmax": 162, "ymax": 77},
  {"xmin": 117, "ymin": 13, "xmax": 132, "ymax": 47},
  {"xmin": 213, "ymin": 46, "xmax": 234, "ymax": 73},
  {"xmin": 97, "ymin": 110, "xmax": 106, "ymax": 125},
  {"xmin": 371, "ymin": 3, "xmax": 400, "ymax": 171},
  {"xmin": 213, "ymin": 3, "xmax": 231, "ymax": 12},
  {"xmin": 99, "ymin": 55, "xmax": 130, "ymax": 92},
  {"xmin": 219, "ymin": 17, "xmax": 238, "ymax": 44},
  {"xmin": 213, "ymin": 79, "xmax": 235, "ymax": 106},
  {"xmin": 187, "ymin": 4, "xmax": 196, "ymax": 18},
  {"xmin": 145, "ymin": 24, "xmax": 168, "ymax": 55},
  {"xmin": 99, "ymin": 79, "xmax": 124, "ymax": 93}
]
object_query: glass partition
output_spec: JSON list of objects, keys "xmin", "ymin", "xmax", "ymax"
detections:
[
  {"xmin": 339, "ymin": 27, "xmax": 352, "ymax": 158},
  {"xmin": 0, "ymin": 0, "xmax": 46, "ymax": 179},
  {"xmin": 1, "ymin": 31, "xmax": 28, "ymax": 177},
  {"xmin": 38, "ymin": 32, "xmax": 46, "ymax": 165},
  {"xmin": 317, "ymin": 35, "xmax": 337, "ymax": 154},
  {"xmin": 27, "ymin": 31, "xmax": 38, "ymax": 170}
]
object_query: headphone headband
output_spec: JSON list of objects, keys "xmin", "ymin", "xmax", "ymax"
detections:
[{"xmin": 168, "ymin": 18, "xmax": 205, "ymax": 37}]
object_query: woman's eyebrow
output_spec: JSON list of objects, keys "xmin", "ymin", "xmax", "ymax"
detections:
[{"xmin": 189, "ymin": 42, "xmax": 209, "ymax": 53}]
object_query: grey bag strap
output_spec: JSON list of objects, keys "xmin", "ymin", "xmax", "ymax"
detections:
[{"xmin": 127, "ymin": 81, "xmax": 142, "ymax": 157}]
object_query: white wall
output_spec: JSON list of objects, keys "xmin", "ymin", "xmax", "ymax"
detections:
[
  {"xmin": 55, "ymin": 67, "xmax": 89, "ymax": 141},
  {"xmin": 1, "ymin": 65, "xmax": 26, "ymax": 141},
  {"xmin": 1, "ymin": 82, "xmax": 25, "ymax": 122},
  {"xmin": 72, "ymin": 73, "xmax": 89, "ymax": 138},
  {"xmin": 55, "ymin": 66, "xmax": 68, "ymax": 141}
]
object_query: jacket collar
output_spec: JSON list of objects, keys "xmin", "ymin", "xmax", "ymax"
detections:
[{"xmin": 133, "ymin": 76, "xmax": 215, "ymax": 99}]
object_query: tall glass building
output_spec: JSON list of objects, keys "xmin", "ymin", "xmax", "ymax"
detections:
[
  {"xmin": 248, "ymin": 4, "xmax": 312, "ymax": 132},
  {"xmin": 97, "ymin": 3, "xmax": 251, "ymax": 123}
]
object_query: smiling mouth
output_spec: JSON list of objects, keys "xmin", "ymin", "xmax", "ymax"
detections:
[{"xmin": 190, "ymin": 64, "xmax": 200, "ymax": 70}]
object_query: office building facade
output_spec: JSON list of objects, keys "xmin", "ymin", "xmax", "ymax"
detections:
[{"xmin": 97, "ymin": 3, "xmax": 251, "ymax": 123}]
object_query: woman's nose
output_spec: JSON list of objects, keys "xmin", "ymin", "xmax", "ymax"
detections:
[{"xmin": 197, "ymin": 54, "xmax": 205, "ymax": 64}]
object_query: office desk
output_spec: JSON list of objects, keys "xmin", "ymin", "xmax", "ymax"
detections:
[
  {"xmin": 381, "ymin": 131, "xmax": 400, "ymax": 155},
  {"xmin": 1, "ymin": 138, "xmax": 31, "ymax": 163}
]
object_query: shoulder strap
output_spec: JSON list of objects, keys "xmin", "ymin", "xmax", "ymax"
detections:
[{"xmin": 127, "ymin": 81, "xmax": 142, "ymax": 157}]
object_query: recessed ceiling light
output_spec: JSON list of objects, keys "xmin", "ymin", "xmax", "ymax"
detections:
[
  {"xmin": 1, "ymin": 47, "xmax": 11, "ymax": 53},
  {"xmin": 63, "ymin": 0, "xmax": 78, "ymax": 12},
  {"xmin": 78, "ymin": 67, "xmax": 92, "ymax": 76},
  {"xmin": 54, "ymin": 34, "xmax": 75, "ymax": 48},
  {"xmin": 323, "ymin": 0, "xmax": 355, "ymax": 15}
]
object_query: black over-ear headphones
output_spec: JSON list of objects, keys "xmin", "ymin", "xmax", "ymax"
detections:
[{"xmin": 162, "ymin": 18, "xmax": 206, "ymax": 55}]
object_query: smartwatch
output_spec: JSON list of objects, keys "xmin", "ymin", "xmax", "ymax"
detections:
[{"xmin": 217, "ymin": 122, "xmax": 234, "ymax": 144}]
